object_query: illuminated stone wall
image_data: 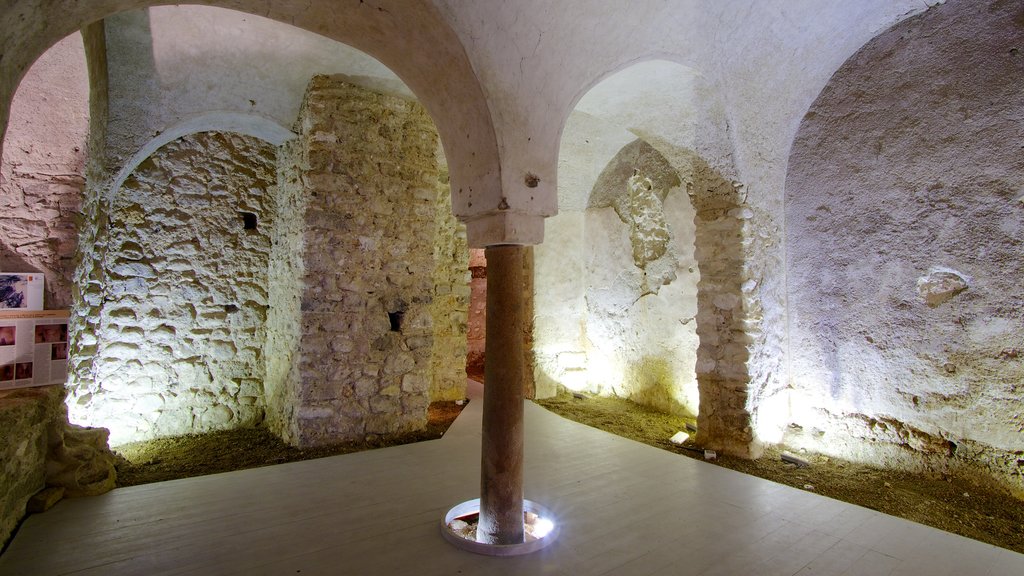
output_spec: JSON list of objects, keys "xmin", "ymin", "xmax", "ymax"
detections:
[
  {"xmin": 785, "ymin": 0, "xmax": 1024, "ymax": 494},
  {"xmin": 428, "ymin": 168, "xmax": 471, "ymax": 401},
  {"xmin": 0, "ymin": 33, "xmax": 88, "ymax": 308},
  {"xmin": 0, "ymin": 387, "xmax": 61, "ymax": 547},
  {"xmin": 688, "ymin": 158, "xmax": 759, "ymax": 456},
  {"xmin": 68, "ymin": 132, "xmax": 277, "ymax": 444},
  {"xmin": 538, "ymin": 126, "xmax": 765, "ymax": 454},
  {"xmin": 580, "ymin": 141, "xmax": 700, "ymax": 416},
  {"xmin": 265, "ymin": 76, "xmax": 466, "ymax": 447}
]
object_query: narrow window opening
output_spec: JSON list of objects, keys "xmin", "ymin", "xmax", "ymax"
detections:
[
  {"xmin": 388, "ymin": 310, "xmax": 404, "ymax": 332},
  {"xmin": 240, "ymin": 212, "xmax": 258, "ymax": 230}
]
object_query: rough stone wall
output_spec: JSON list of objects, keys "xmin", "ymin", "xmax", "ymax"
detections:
[
  {"xmin": 582, "ymin": 140, "xmax": 700, "ymax": 416},
  {"xmin": 785, "ymin": 0, "xmax": 1024, "ymax": 494},
  {"xmin": 0, "ymin": 387, "xmax": 60, "ymax": 548},
  {"xmin": 0, "ymin": 385, "xmax": 117, "ymax": 549},
  {"xmin": 0, "ymin": 33, "xmax": 89, "ymax": 308},
  {"xmin": 688, "ymin": 159, "xmax": 761, "ymax": 456},
  {"xmin": 67, "ymin": 132, "xmax": 277, "ymax": 445},
  {"xmin": 263, "ymin": 139, "xmax": 305, "ymax": 441},
  {"xmin": 266, "ymin": 76, "xmax": 457, "ymax": 447},
  {"xmin": 466, "ymin": 249, "xmax": 487, "ymax": 380},
  {"xmin": 0, "ymin": 33, "xmax": 116, "ymax": 547},
  {"xmin": 428, "ymin": 167, "xmax": 471, "ymax": 401}
]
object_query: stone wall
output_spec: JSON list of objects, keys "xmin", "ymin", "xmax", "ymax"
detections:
[
  {"xmin": 0, "ymin": 387, "xmax": 60, "ymax": 548},
  {"xmin": 0, "ymin": 33, "xmax": 89, "ymax": 309},
  {"xmin": 466, "ymin": 249, "xmax": 486, "ymax": 381},
  {"xmin": 0, "ymin": 385, "xmax": 117, "ymax": 549},
  {"xmin": 428, "ymin": 166, "xmax": 471, "ymax": 401},
  {"xmin": 785, "ymin": 0, "xmax": 1024, "ymax": 494},
  {"xmin": 0, "ymin": 31, "xmax": 115, "ymax": 549},
  {"xmin": 265, "ymin": 76, "xmax": 465, "ymax": 447},
  {"xmin": 263, "ymin": 139, "xmax": 305, "ymax": 442},
  {"xmin": 67, "ymin": 132, "xmax": 277, "ymax": 445},
  {"xmin": 581, "ymin": 140, "xmax": 700, "ymax": 416},
  {"xmin": 688, "ymin": 158, "xmax": 759, "ymax": 456}
]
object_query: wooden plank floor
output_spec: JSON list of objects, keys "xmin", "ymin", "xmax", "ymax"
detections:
[{"xmin": 2, "ymin": 381, "xmax": 1022, "ymax": 575}]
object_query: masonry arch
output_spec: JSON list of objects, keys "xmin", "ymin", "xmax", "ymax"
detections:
[
  {"xmin": 109, "ymin": 113, "xmax": 295, "ymax": 200},
  {"xmin": 0, "ymin": 0, "xmax": 500, "ymax": 230},
  {"xmin": 536, "ymin": 59, "xmax": 756, "ymax": 455},
  {"xmin": 49, "ymin": 7, "xmax": 474, "ymax": 446}
]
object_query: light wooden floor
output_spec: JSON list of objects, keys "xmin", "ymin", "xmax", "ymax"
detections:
[{"xmin": 2, "ymin": 381, "xmax": 1022, "ymax": 576}]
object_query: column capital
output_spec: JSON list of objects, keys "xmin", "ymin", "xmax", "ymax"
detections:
[{"xmin": 463, "ymin": 211, "xmax": 545, "ymax": 247}]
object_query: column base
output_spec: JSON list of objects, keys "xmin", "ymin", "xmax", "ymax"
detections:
[{"xmin": 441, "ymin": 498, "xmax": 559, "ymax": 556}]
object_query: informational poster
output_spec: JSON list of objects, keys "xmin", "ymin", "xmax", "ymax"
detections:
[
  {"xmin": 0, "ymin": 309, "xmax": 69, "ymax": 390},
  {"xmin": 0, "ymin": 273, "xmax": 44, "ymax": 310}
]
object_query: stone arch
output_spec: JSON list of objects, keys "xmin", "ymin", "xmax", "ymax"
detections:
[
  {"xmin": 0, "ymin": 1, "xmax": 501, "ymax": 232},
  {"xmin": 537, "ymin": 59, "xmax": 757, "ymax": 456},
  {"xmin": 784, "ymin": 0, "xmax": 1024, "ymax": 494},
  {"xmin": 109, "ymin": 113, "xmax": 295, "ymax": 201}
]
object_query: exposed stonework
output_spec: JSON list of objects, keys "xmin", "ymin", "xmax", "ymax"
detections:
[
  {"xmin": 45, "ymin": 416, "xmax": 117, "ymax": 498},
  {"xmin": 0, "ymin": 387, "xmax": 59, "ymax": 547},
  {"xmin": 786, "ymin": 0, "xmax": 1024, "ymax": 494},
  {"xmin": 68, "ymin": 132, "xmax": 277, "ymax": 444},
  {"xmin": 0, "ymin": 386, "xmax": 116, "ymax": 548},
  {"xmin": 0, "ymin": 33, "xmax": 112, "ymax": 548},
  {"xmin": 263, "ymin": 139, "xmax": 305, "ymax": 443},
  {"xmin": 428, "ymin": 166, "xmax": 471, "ymax": 401},
  {"xmin": 685, "ymin": 157, "xmax": 764, "ymax": 457},
  {"xmin": 611, "ymin": 171, "xmax": 677, "ymax": 294},
  {"xmin": 265, "ymin": 76, "xmax": 463, "ymax": 447},
  {"xmin": 0, "ymin": 33, "xmax": 89, "ymax": 308},
  {"xmin": 466, "ymin": 249, "xmax": 486, "ymax": 380},
  {"xmin": 784, "ymin": 409, "xmax": 1024, "ymax": 498},
  {"xmin": 917, "ymin": 267, "xmax": 970, "ymax": 308}
]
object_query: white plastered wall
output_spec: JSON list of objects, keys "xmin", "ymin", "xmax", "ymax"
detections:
[{"xmin": 536, "ymin": 61, "xmax": 704, "ymax": 416}]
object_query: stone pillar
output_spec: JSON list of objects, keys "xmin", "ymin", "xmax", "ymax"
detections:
[{"xmin": 477, "ymin": 244, "xmax": 525, "ymax": 544}]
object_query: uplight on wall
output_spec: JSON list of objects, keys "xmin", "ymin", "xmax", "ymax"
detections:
[{"xmin": 751, "ymin": 388, "xmax": 791, "ymax": 445}]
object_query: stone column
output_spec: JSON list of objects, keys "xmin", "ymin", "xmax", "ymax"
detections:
[{"xmin": 477, "ymin": 244, "xmax": 525, "ymax": 544}]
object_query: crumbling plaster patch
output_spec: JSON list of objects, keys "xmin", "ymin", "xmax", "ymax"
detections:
[
  {"xmin": 785, "ymin": 0, "xmax": 1024, "ymax": 493},
  {"xmin": 540, "ymin": 61, "xmax": 764, "ymax": 456}
]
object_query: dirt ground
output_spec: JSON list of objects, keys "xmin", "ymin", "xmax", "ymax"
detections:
[
  {"xmin": 113, "ymin": 401, "xmax": 465, "ymax": 487},
  {"xmin": 534, "ymin": 390, "xmax": 1024, "ymax": 554}
]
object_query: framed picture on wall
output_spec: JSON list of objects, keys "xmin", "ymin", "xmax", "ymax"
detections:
[{"xmin": 0, "ymin": 273, "xmax": 44, "ymax": 310}]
